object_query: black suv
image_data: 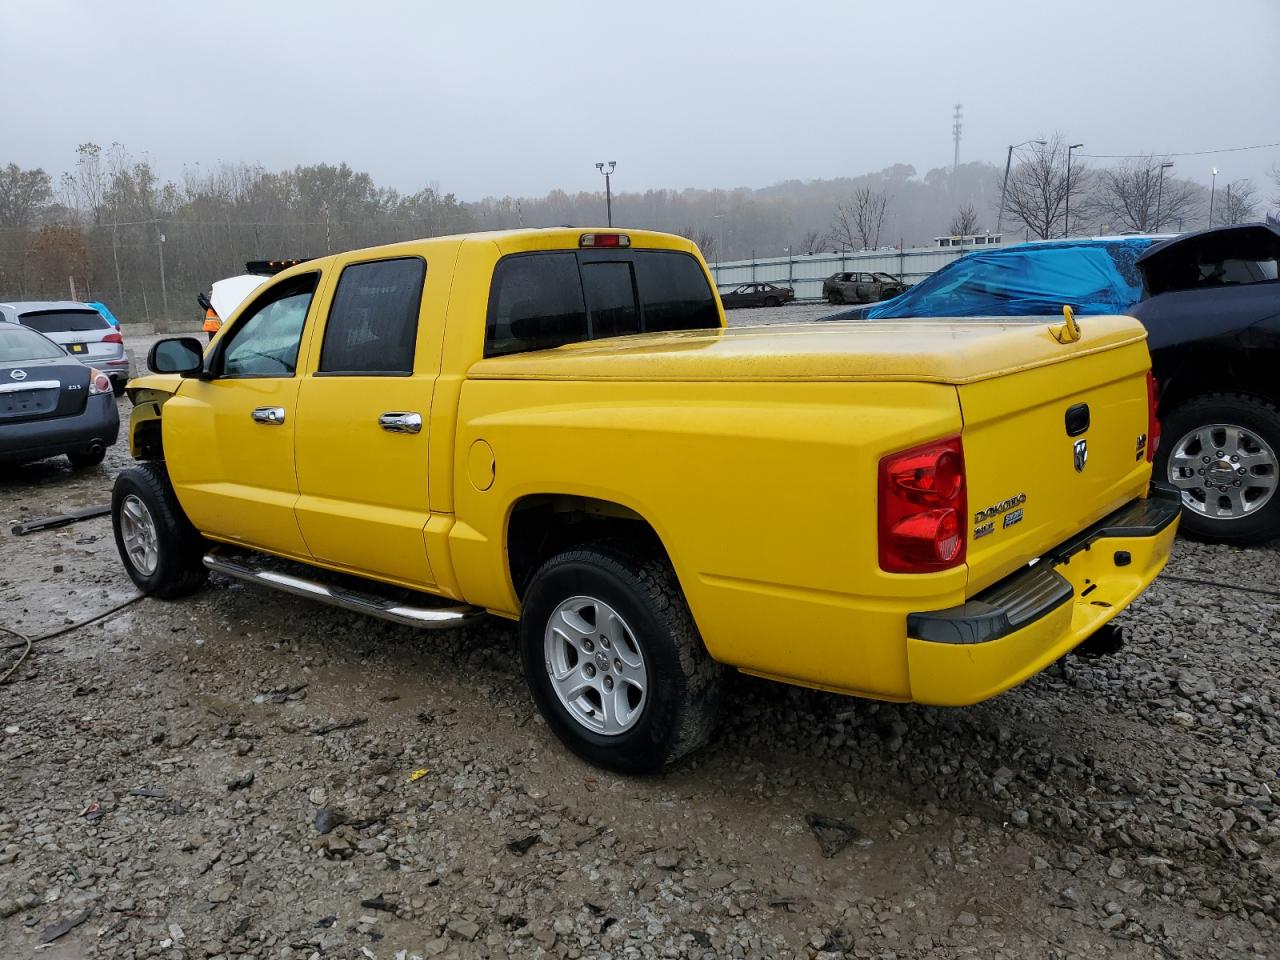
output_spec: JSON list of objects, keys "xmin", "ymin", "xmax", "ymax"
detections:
[{"xmin": 823, "ymin": 224, "xmax": 1280, "ymax": 545}]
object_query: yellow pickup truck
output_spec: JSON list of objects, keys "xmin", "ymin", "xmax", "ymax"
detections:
[{"xmin": 115, "ymin": 227, "xmax": 1179, "ymax": 772}]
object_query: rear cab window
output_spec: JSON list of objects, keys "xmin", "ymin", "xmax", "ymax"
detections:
[
  {"xmin": 485, "ymin": 248, "xmax": 718, "ymax": 357},
  {"xmin": 18, "ymin": 310, "xmax": 109, "ymax": 333}
]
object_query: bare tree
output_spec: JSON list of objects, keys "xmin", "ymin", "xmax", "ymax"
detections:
[
  {"xmin": 796, "ymin": 228, "xmax": 826, "ymax": 255},
  {"xmin": 831, "ymin": 187, "xmax": 890, "ymax": 250},
  {"xmin": 61, "ymin": 142, "xmax": 110, "ymax": 226},
  {"xmin": 1093, "ymin": 157, "xmax": 1202, "ymax": 233},
  {"xmin": 1002, "ymin": 134, "xmax": 1092, "ymax": 240},
  {"xmin": 676, "ymin": 225, "xmax": 716, "ymax": 259},
  {"xmin": 0, "ymin": 164, "xmax": 53, "ymax": 229},
  {"xmin": 1215, "ymin": 179, "xmax": 1259, "ymax": 226},
  {"xmin": 948, "ymin": 203, "xmax": 979, "ymax": 236}
]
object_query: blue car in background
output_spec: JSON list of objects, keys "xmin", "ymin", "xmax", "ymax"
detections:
[{"xmin": 826, "ymin": 226, "xmax": 1280, "ymax": 546}]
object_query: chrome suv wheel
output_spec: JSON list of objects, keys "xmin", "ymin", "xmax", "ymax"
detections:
[
  {"xmin": 1166, "ymin": 423, "xmax": 1277, "ymax": 520},
  {"xmin": 1156, "ymin": 394, "xmax": 1280, "ymax": 545}
]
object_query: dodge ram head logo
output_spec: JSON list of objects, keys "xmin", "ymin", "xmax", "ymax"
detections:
[
  {"xmin": 1073, "ymin": 438, "xmax": 1088, "ymax": 473},
  {"xmin": 10, "ymin": 369, "xmax": 26, "ymax": 381}
]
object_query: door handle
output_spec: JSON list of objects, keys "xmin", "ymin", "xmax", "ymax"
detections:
[
  {"xmin": 379, "ymin": 411, "xmax": 422, "ymax": 434},
  {"xmin": 251, "ymin": 406, "xmax": 286, "ymax": 425}
]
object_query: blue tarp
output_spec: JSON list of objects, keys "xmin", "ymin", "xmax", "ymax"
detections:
[
  {"xmin": 859, "ymin": 238, "xmax": 1156, "ymax": 319},
  {"xmin": 86, "ymin": 301, "xmax": 120, "ymax": 327}
]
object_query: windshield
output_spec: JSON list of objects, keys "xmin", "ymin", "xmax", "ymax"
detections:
[
  {"xmin": 19, "ymin": 309, "xmax": 110, "ymax": 333},
  {"xmin": 0, "ymin": 323, "xmax": 66, "ymax": 361},
  {"xmin": 862, "ymin": 239, "xmax": 1154, "ymax": 319}
]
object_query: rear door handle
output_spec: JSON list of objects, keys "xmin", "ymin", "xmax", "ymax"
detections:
[
  {"xmin": 379, "ymin": 411, "xmax": 422, "ymax": 434},
  {"xmin": 251, "ymin": 406, "xmax": 286, "ymax": 425}
]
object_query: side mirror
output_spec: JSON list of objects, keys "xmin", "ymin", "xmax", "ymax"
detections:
[{"xmin": 148, "ymin": 337, "xmax": 205, "ymax": 376}]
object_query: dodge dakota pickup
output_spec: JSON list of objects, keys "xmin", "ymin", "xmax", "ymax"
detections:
[{"xmin": 114, "ymin": 227, "xmax": 1179, "ymax": 773}]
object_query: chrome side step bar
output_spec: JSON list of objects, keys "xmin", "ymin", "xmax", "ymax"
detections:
[{"xmin": 203, "ymin": 553, "xmax": 486, "ymax": 630}]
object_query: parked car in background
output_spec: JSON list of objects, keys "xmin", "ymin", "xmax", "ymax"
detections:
[
  {"xmin": 719, "ymin": 281, "xmax": 795, "ymax": 309},
  {"xmin": 823, "ymin": 225, "xmax": 1280, "ymax": 545},
  {"xmin": 0, "ymin": 321, "xmax": 119, "ymax": 468},
  {"xmin": 822, "ymin": 271, "xmax": 906, "ymax": 305},
  {"xmin": 0, "ymin": 301, "xmax": 130, "ymax": 395}
]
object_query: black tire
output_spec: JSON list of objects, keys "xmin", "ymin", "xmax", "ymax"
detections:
[
  {"xmin": 67, "ymin": 446, "xmax": 106, "ymax": 469},
  {"xmin": 1155, "ymin": 393, "xmax": 1280, "ymax": 545},
  {"xmin": 519, "ymin": 544, "xmax": 726, "ymax": 774},
  {"xmin": 112, "ymin": 378, "xmax": 127, "ymax": 397},
  {"xmin": 112, "ymin": 462, "xmax": 209, "ymax": 598},
  {"xmin": 827, "ymin": 290, "xmax": 843, "ymax": 305},
  {"xmin": 763, "ymin": 296, "xmax": 780, "ymax": 308}
]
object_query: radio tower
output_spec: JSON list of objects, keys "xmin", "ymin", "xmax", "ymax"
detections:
[{"xmin": 952, "ymin": 104, "xmax": 963, "ymax": 172}]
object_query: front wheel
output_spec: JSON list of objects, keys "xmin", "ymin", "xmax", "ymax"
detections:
[
  {"xmin": 763, "ymin": 296, "xmax": 780, "ymax": 308},
  {"xmin": 827, "ymin": 290, "xmax": 843, "ymax": 305},
  {"xmin": 112, "ymin": 462, "xmax": 209, "ymax": 598},
  {"xmin": 519, "ymin": 545, "xmax": 725, "ymax": 774},
  {"xmin": 1157, "ymin": 393, "xmax": 1280, "ymax": 545}
]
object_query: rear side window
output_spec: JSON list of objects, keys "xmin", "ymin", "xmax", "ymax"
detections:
[
  {"xmin": 486, "ymin": 253, "xmax": 588, "ymax": 357},
  {"xmin": 485, "ymin": 249, "xmax": 718, "ymax": 357},
  {"xmin": 319, "ymin": 257, "xmax": 425, "ymax": 375},
  {"xmin": 634, "ymin": 251, "xmax": 719, "ymax": 332},
  {"xmin": 582, "ymin": 261, "xmax": 640, "ymax": 338},
  {"xmin": 0, "ymin": 323, "xmax": 64, "ymax": 361},
  {"xmin": 19, "ymin": 310, "xmax": 108, "ymax": 333}
]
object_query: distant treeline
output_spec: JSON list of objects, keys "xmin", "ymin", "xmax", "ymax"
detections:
[{"xmin": 0, "ymin": 140, "xmax": 1265, "ymax": 324}]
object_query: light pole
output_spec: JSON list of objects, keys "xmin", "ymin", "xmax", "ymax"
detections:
[
  {"xmin": 996, "ymin": 138, "xmax": 1046, "ymax": 234},
  {"xmin": 1209, "ymin": 167, "xmax": 1219, "ymax": 226},
  {"xmin": 712, "ymin": 214, "xmax": 725, "ymax": 266},
  {"xmin": 1154, "ymin": 161, "xmax": 1174, "ymax": 232},
  {"xmin": 1064, "ymin": 143, "xmax": 1084, "ymax": 238},
  {"xmin": 157, "ymin": 230, "xmax": 169, "ymax": 322},
  {"xmin": 594, "ymin": 161, "xmax": 616, "ymax": 227}
]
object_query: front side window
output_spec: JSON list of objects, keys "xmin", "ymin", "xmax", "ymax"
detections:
[
  {"xmin": 319, "ymin": 257, "xmax": 425, "ymax": 375},
  {"xmin": 222, "ymin": 275, "xmax": 318, "ymax": 377}
]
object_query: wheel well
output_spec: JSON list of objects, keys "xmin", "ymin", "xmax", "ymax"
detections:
[
  {"xmin": 507, "ymin": 495, "xmax": 666, "ymax": 599},
  {"xmin": 1158, "ymin": 351, "xmax": 1280, "ymax": 415},
  {"xmin": 133, "ymin": 418, "xmax": 164, "ymax": 461}
]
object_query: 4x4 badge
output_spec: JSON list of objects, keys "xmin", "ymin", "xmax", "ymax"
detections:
[{"xmin": 1073, "ymin": 438, "xmax": 1088, "ymax": 473}]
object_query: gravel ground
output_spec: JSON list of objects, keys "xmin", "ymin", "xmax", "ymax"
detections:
[{"xmin": 2, "ymin": 368, "xmax": 1278, "ymax": 959}]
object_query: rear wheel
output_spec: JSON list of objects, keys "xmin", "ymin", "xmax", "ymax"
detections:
[
  {"xmin": 112, "ymin": 462, "xmax": 209, "ymax": 598},
  {"xmin": 111, "ymin": 379, "xmax": 127, "ymax": 397},
  {"xmin": 519, "ymin": 544, "xmax": 725, "ymax": 774},
  {"xmin": 67, "ymin": 446, "xmax": 106, "ymax": 469},
  {"xmin": 1157, "ymin": 393, "xmax": 1280, "ymax": 545},
  {"xmin": 827, "ymin": 290, "xmax": 844, "ymax": 305}
]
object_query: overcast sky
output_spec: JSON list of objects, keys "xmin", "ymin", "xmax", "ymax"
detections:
[{"xmin": 3, "ymin": 0, "xmax": 1278, "ymax": 201}]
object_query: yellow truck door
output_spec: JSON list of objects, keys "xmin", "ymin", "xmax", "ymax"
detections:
[
  {"xmin": 292, "ymin": 251, "xmax": 445, "ymax": 589},
  {"xmin": 164, "ymin": 272, "xmax": 322, "ymax": 557}
]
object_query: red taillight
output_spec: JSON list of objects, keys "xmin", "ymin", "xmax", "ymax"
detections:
[
  {"xmin": 879, "ymin": 436, "xmax": 967, "ymax": 573},
  {"xmin": 103, "ymin": 331, "xmax": 124, "ymax": 344},
  {"xmin": 87, "ymin": 367, "xmax": 112, "ymax": 395},
  {"xmin": 1145, "ymin": 371, "xmax": 1160, "ymax": 462},
  {"xmin": 579, "ymin": 233, "xmax": 630, "ymax": 248}
]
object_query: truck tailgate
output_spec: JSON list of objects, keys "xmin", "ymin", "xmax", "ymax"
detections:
[{"xmin": 960, "ymin": 334, "xmax": 1154, "ymax": 594}]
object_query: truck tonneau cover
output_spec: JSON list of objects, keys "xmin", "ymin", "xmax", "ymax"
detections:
[{"xmin": 468, "ymin": 316, "xmax": 1148, "ymax": 385}]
